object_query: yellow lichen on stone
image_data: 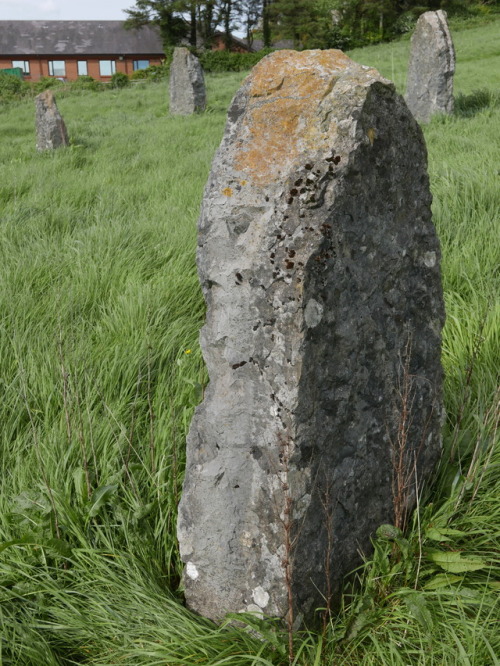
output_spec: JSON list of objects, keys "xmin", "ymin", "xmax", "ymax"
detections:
[
  {"xmin": 367, "ymin": 128, "xmax": 376, "ymax": 145},
  {"xmin": 235, "ymin": 50, "xmax": 355, "ymax": 186},
  {"xmin": 222, "ymin": 187, "xmax": 233, "ymax": 197}
]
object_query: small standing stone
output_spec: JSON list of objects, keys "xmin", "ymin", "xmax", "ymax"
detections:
[
  {"xmin": 169, "ymin": 47, "xmax": 206, "ymax": 115},
  {"xmin": 178, "ymin": 50, "xmax": 444, "ymax": 625},
  {"xmin": 35, "ymin": 89, "xmax": 69, "ymax": 151},
  {"xmin": 406, "ymin": 10, "xmax": 455, "ymax": 123}
]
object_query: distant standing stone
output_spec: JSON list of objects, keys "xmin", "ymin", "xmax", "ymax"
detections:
[
  {"xmin": 169, "ymin": 47, "xmax": 206, "ymax": 115},
  {"xmin": 406, "ymin": 10, "xmax": 455, "ymax": 122},
  {"xmin": 35, "ymin": 89, "xmax": 69, "ymax": 151},
  {"xmin": 178, "ymin": 50, "xmax": 444, "ymax": 625}
]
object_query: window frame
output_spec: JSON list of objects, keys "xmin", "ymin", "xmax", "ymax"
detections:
[
  {"xmin": 99, "ymin": 60, "xmax": 116, "ymax": 77},
  {"xmin": 48, "ymin": 60, "xmax": 66, "ymax": 77},
  {"xmin": 12, "ymin": 60, "xmax": 30, "ymax": 75},
  {"xmin": 77, "ymin": 60, "xmax": 88, "ymax": 76},
  {"xmin": 133, "ymin": 59, "xmax": 150, "ymax": 71}
]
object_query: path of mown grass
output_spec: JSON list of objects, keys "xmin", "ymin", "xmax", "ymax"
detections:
[{"xmin": 0, "ymin": 19, "xmax": 498, "ymax": 665}]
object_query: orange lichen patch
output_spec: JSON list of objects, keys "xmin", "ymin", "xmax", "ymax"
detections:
[
  {"xmin": 235, "ymin": 50, "xmax": 355, "ymax": 186},
  {"xmin": 222, "ymin": 187, "xmax": 233, "ymax": 197}
]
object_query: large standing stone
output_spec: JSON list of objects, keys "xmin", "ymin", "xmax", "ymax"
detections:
[
  {"xmin": 35, "ymin": 89, "xmax": 69, "ymax": 151},
  {"xmin": 178, "ymin": 50, "xmax": 444, "ymax": 625},
  {"xmin": 169, "ymin": 47, "xmax": 206, "ymax": 115},
  {"xmin": 406, "ymin": 10, "xmax": 455, "ymax": 122}
]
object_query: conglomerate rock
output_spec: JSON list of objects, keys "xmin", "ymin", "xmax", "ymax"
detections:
[
  {"xmin": 169, "ymin": 47, "xmax": 206, "ymax": 115},
  {"xmin": 35, "ymin": 89, "xmax": 69, "ymax": 151},
  {"xmin": 178, "ymin": 49, "xmax": 445, "ymax": 625},
  {"xmin": 406, "ymin": 10, "xmax": 455, "ymax": 122}
]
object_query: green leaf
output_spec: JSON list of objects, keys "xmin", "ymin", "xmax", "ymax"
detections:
[
  {"xmin": 87, "ymin": 484, "xmax": 118, "ymax": 518},
  {"xmin": 0, "ymin": 534, "xmax": 34, "ymax": 553},
  {"xmin": 73, "ymin": 468, "xmax": 88, "ymax": 504},
  {"xmin": 427, "ymin": 550, "xmax": 486, "ymax": 573},
  {"xmin": 424, "ymin": 573, "xmax": 463, "ymax": 590},
  {"xmin": 46, "ymin": 538, "xmax": 73, "ymax": 559},
  {"xmin": 426, "ymin": 527, "xmax": 467, "ymax": 541},
  {"xmin": 402, "ymin": 591, "xmax": 433, "ymax": 634},
  {"xmin": 376, "ymin": 524, "xmax": 402, "ymax": 541}
]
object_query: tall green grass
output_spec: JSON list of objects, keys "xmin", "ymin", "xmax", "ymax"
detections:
[{"xmin": 0, "ymin": 19, "xmax": 499, "ymax": 665}]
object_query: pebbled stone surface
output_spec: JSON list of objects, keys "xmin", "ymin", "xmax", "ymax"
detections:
[
  {"xmin": 177, "ymin": 49, "xmax": 445, "ymax": 625},
  {"xmin": 406, "ymin": 10, "xmax": 455, "ymax": 123},
  {"xmin": 35, "ymin": 90, "xmax": 69, "ymax": 151},
  {"xmin": 169, "ymin": 47, "xmax": 206, "ymax": 115}
]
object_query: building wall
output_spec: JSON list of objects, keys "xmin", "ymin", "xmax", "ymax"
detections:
[{"xmin": 1, "ymin": 55, "xmax": 163, "ymax": 81}]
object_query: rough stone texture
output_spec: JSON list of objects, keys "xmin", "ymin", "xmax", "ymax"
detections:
[
  {"xmin": 406, "ymin": 10, "xmax": 455, "ymax": 123},
  {"xmin": 35, "ymin": 89, "xmax": 69, "ymax": 151},
  {"xmin": 169, "ymin": 47, "xmax": 206, "ymax": 115},
  {"xmin": 178, "ymin": 50, "xmax": 445, "ymax": 625}
]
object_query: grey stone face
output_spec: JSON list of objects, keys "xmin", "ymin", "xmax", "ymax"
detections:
[
  {"xmin": 35, "ymin": 90, "xmax": 69, "ymax": 151},
  {"xmin": 169, "ymin": 47, "xmax": 206, "ymax": 115},
  {"xmin": 406, "ymin": 10, "xmax": 455, "ymax": 123},
  {"xmin": 177, "ymin": 50, "xmax": 445, "ymax": 625}
]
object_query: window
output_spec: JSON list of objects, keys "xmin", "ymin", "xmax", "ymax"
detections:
[
  {"xmin": 12, "ymin": 60, "xmax": 30, "ymax": 74},
  {"xmin": 48, "ymin": 60, "xmax": 66, "ymax": 77},
  {"xmin": 77, "ymin": 61, "xmax": 88, "ymax": 76},
  {"xmin": 133, "ymin": 59, "xmax": 149, "ymax": 71},
  {"xmin": 99, "ymin": 60, "xmax": 116, "ymax": 76}
]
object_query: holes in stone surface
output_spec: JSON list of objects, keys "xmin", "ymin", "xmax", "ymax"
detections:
[
  {"xmin": 305, "ymin": 163, "xmax": 313, "ymax": 170},
  {"xmin": 300, "ymin": 188, "xmax": 306, "ymax": 194},
  {"xmin": 234, "ymin": 484, "xmax": 240, "ymax": 489},
  {"xmin": 265, "ymin": 196, "xmax": 270, "ymax": 202},
  {"xmin": 270, "ymin": 252, "xmax": 275, "ymax": 259},
  {"xmin": 232, "ymin": 361, "xmax": 247, "ymax": 369},
  {"xmin": 285, "ymin": 260, "xmax": 295, "ymax": 269},
  {"xmin": 294, "ymin": 178, "xmax": 303, "ymax": 186},
  {"xmin": 287, "ymin": 197, "xmax": 293, "ymax": 205},
  {"xmin": 252, "ymin": 322, "xmax": 260, "ymax": 331},
  {"xmin": 289, "ymin": 188, "xmax": 298, "ymax": 197},
  {"xmin": 288, "ymin": 249, "xmax": 296, "ymax": 258},
  {"xmin": 235, "ymin": 272, "xmax": 243, "ymax": 284}
]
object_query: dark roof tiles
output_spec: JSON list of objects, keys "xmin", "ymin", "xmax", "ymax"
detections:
[{"xmin": 0, "ymin": 21, "xmax": 164, "ymax": 55}]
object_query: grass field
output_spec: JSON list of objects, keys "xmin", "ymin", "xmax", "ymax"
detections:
[{"xmin": 0, "ymin": 17, "xmax": 499, "ymax": 665}]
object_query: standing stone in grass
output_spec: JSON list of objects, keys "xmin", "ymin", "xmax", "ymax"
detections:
[
  {"xmin": 178, "ymin": 49, "xmax": 445, "ymax": 625},
  {"xmin": 406, "ymin": 10, "xmax": 455, "ymax": 122},
  {"xmin": 169, "ymin": 47, "xmax": 206, "ymax": 115},
  {"xmin": 35, "ymin": 89, "xmax": 69, "ymax": 151}
]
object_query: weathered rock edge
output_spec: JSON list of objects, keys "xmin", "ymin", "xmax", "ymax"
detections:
[
  {"xmin": 169, "ymin": 46, "xmax": 206, "ymax": 115},
  {"xmin": 406, "ymin": 10, "xmax": 455, "ymax": 123},
  {"xmin": 35, "ymin": 89, "xmax": 69, "ymax": 151},
  {"xmin": 178, "ymin": 49, "xmax": 445, "ymax": 625}
]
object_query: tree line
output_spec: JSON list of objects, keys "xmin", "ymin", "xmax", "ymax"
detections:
[{"xmin": 124, "ymin": 0, "xmax": 493, "ymax": 52}]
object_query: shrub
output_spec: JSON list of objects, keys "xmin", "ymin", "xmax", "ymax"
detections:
[
  {"xmin": 110, "ymin": 71, "xmax": 130, "ymax": 89},
  {"xmin": 32, "ymin": 76, "xmax": 65, "ymax": 93},
  {"xmin": 0, "ymin": 71, "xmax": 29, "ymax": 100},
  {"xmin": 196, "ymin": 49, "xmax": 273, "ymax": 73},
  {"xmin": 130, "ymin": 64, "xmax": 169, "ymax": 81},
  {"xmin": 70, "ymin": 75, "xmax": 103, "ymax": 92}
]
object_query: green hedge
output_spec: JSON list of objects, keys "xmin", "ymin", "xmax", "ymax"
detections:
[{"xmin": 196, "ymin": 48, "xmax": 274, "ymax": 73}]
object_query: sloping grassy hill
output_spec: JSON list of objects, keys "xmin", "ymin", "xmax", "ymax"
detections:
[{"xmin": 0, "ymin": 17, "xmax": 498, "ymax": 665}]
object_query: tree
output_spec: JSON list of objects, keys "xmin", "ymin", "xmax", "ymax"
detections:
[
  {"xmin": 124, "ymin": 0, "xmax": 195, "ymax": 47},
  {"xmin": 269, "ymin": 0, "xmax": 325, "ymax": 47},
  {"xmin": 237, "ymin": 0, "xmax": 261, "ymax": 48}
]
